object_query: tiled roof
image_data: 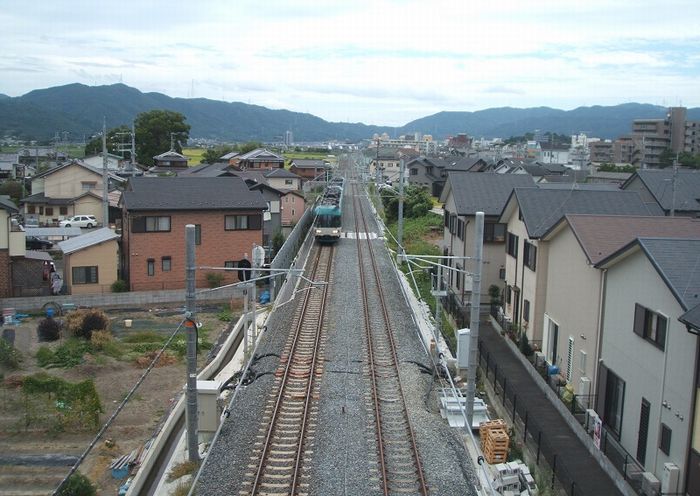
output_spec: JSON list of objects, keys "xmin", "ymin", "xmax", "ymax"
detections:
[
  {"xmin": 680, "ymin": 303, "xmax": 700, "ymax": 332},
  {"xmin": 20, "ymin": 193, "xmax": 75, "ymax": 205},
  {"xmin": 122, "ymin": 176, "xmax": 267, "ymax": 211},
  {"xmin": 637, "ymin": 238, "xmax": 700, "ymax": 310},
  {"xmin": 290, "ymin": 159, "xmax": 328, "ymax": 168},
  {"xmin": 265, "ymin": 168, "xmax": 301, "ymax": 179},
  {"xmin": 178, "ymin": 162, "xmax": 234, "ymax": 177},
  {"xmin": 153, "ymin": 150, "xmax": 188, "ymax": 160},
  {"xmin": 238, "ymin": 148, "xmax": 284, "ymax": 161},
  {"xmin": 560, "ymin": 214, "xmax": 700, "ymax": 264},
  {"xmin": 446, "ymin": 172, "xmax": 536, "ymax": 216},
  {"xmin": 0, "ymin": 195, "xmax": 18, "ymax": 213},
  {"xmin": 625, "ymin": 169, "xmax": 700, "ymax": 213},
  {"xmin": 513, "ymin": 188, "xmax": 663, "ymax": 238},
  {"xmin": 58, "ymin": 228, "xmax": 119, "ymax": 255}
]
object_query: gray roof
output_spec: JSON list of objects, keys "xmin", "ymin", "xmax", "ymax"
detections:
[
  {"xmin": 513, "ymin": 188, "xmax": 663, "ymax": 238},
  {"xmin": 290, "ymin": 159, "xmax": 328, "ymax": 168},
  {"xmin": 445, "ymin": 172, "xmax": 536, "ymax": 216},
  {"xmin": 177, "ymin": 162, "xmax": 235, "ymax": 177},
  {"xmin": 625, "ymin": 169, "xmax": 700, "ymax": 213},
  {"xmin": 0, "ymin": 195, "xmax": 18, "ymax": 213},
  {"xmin": 122, "ymin": 177, "xmax": 267, "ymax": 211},
  {"xmin": 238, "ymin": 148, "xmax": 284, "ymax": 161},
  {"xmin": 153, "ymin": 150, "xmax": 188, "ymax": 161},
  {"xmin": 636, "ymin": 238, "xmax": 700, "ymax": 311},
  {"xmin": 680, "ymin": 303, "xmax": 700, "ymax": 331},
  {"xmin": 265, "ymin": 168, "xmax": 301, "ymax": 179},
  {"xmin": 58, "ymin": 228, "xmax": 119, "ymax": 255}
]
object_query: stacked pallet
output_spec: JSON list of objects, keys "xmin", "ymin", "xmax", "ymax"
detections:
[{"xmin": 479, "ymin": 419, "xmax": 509, "ymax": 464}]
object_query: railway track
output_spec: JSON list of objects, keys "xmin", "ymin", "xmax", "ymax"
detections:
[
  {"xmin": 242, "ymin": 244, "xmax": 335, "ymax": 495},
  {"xmin": 352, "ymin": 183, "xmax": 429, "ymax": 496}
]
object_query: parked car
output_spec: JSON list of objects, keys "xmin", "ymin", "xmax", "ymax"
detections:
[
  {"xmin": 59, "ymin": 215, "xmax": 97, "ymax": 228},
  {"xmin": 26, "ymin": 236, "xmax": 53, "ymax": 250}
]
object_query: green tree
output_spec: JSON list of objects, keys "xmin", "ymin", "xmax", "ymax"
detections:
[
  {"xmin": 134, "ymin": 110, "xmax": 191, "ymax": 167},
  {"xmin": 381, "ymin": 185, "xmax": 433, "ymax": 222},
  {"xmin": 0, "ymin": 180, "xmax": 24, "ymax": 203},
  {"xmin": 83, "ymin": 125, "xmax": 130, "ymax": 157},
  {"xmin": 202, "ymin": 145, "xmax": 236, "ymax": 164}
]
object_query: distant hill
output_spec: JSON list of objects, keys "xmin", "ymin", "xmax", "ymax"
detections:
[
  {"xmin": 0, "ymin": 83, "xmax": 697, "ymax": 142},
  {"xmin": 0, "ymin": 94, "xmax": 9, "ymax": 100}
]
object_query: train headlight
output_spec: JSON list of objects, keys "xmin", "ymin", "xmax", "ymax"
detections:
[
  {"xmin": 331, "ymin": 229, "xmax": 339, "ymax": 234},
  {"xmin": 315, "ymin": 229, "xmax": 322, "ymax": 234}
]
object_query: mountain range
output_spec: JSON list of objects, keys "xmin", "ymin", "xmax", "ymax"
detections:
[{"xmin": 0, "ymin": 83, "xmax": 698, "ymax": 143}]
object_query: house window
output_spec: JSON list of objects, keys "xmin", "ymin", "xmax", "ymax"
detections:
[
  {"xmin": 28, "ymin": 205, "xmax": 36, "ymax": 214},
  {"xmin": 45, "ymin": 207, "xmax": 54, "ymax": 216},
  {"xmin": 224, "ymin": 261, "xmax": 237, "ymax": 268},
  {"xmin": 145, "ymin": 216, "xmax": 170, "ymax": 232},
  {"xmin": 484, "ymin": 223, "xmax": 506, "ymax": 243},
  {"xmin": 660, "ymin": 423, "xmax": 672, "ymax": 455},
  {"xmin": 444, "ymin": 210, "xmax": 450, "ymax": 228},
  {"xmin": 162, "ymin": 257, "xmax": 171, "ymax": 272},
  {"xmin": 225, "ymin": 214, "xmax": 261, "ymax": 230},
  {"xmin": 633, "ymin": 304, "xmax": 667, "ymax": 350},
  {"xmin": 506, "ymin": 232, "xmax": 519, "ymax": 258},
  {"xmin": 523, "ymin": 299, "xmax": 530, "ymax": 322},
  {"xmin": 457, "ymin": 219, "xmax": 464, "ymax": 241},
  {"xmin": 292, "ymin": 209, "xmax": 295, "ymax": 216},
  {"xmin": 59, "ymin": 206, "xmax": 68, "ymax": 215},
  {"xmin": 505, "ymin": 286, "xmax": 512, "ymax": 305},
  {"xmin": 147, "ymin": 259, "xmax": 155, "ymax": 277},
  {"xmin": 410, "ymin": 168, "xmax": 418, "ymax": 176},
  {"xmin": 72, "ymin": 266, "xmax": 98, "ymax": 284},
  {"xmin": 603, "ymin": 370, "xmax": 625, "ymax": 438},
  {"xmin": 39, "ymin": 206, "xmax": 44, "ymax": 215},
  {"xmin": 456, "ymin": 263, "xmax": 462, "ymax": 290},
  {"xmin": 81, "ymin": 181, "xmax": 97, "ymax": 191},
  {"xmin": 524, "ymin": 241, "xmax": 537, "ymax": 271},
  {"xmin": 195, "ymin": 224, "xmax": 201, "ymax": 245},
  {"xmin": 285, "ymin": 179, "xmax": 293, "ymax": 185}
]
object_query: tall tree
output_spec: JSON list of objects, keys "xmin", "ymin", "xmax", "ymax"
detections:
[
  {"xmin": 134, "ymin": 110, "xmax": 190, "ymax": 167},
  {"xmin": 84, "ymin": 125, "xmax": 130, "ymax": 157}
]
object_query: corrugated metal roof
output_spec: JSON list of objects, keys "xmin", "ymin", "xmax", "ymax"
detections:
[
  {"xmin": 25, "ymin": 227, "xmax": 82, "ymax": 237},
  {"xmin": 58, "ymin": 228, "xmax": 119, "ymax": 255}
]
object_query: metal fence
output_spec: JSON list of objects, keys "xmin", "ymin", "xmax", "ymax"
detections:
[
  {"xmin": 269, "ymin": 203, "xmax": 315, "ymax": 298},
  {"xmin": 478, "ymin": 340, "xmax": 588, "ymax": 496}
]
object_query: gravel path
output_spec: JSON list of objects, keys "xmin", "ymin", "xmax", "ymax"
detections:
[{"xmin": 194, "ymin": 182, "xmax": 477, "ymax": 495}]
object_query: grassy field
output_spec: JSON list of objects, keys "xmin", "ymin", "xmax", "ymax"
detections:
[{"xmin": 182, "ymin": 147, "xmax": 206, "ymax": 166}]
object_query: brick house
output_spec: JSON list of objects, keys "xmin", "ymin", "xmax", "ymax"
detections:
[
  {"xmin": 281, "ymin": 190, "xmax": 305, "ymax": 231},
  {"xmin": 120, "ymin": 177, "xmax": 267, "ymax": 291}
]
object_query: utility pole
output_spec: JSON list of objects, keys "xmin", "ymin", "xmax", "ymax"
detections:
[
  {"xmin": 184, "ymin": 224, "xmax": 200, "ymax": 462},
  {"xmin": 375, "ymin": 138, "xmax": 381, "ymax": 184},
  {"xmin": 465, "ymin": 212, "xmax": 484, "ymax": 427},
  {"xmin": 102, "ymin": 118, "xmax": 109, "ymax": 228},
  {"xmin": 671, "ymin": 153, "xmax": 678, "ymax": 217},
  {"xmin": 397, "ymin": 158, "xmax": 405, "ymax": 255}
]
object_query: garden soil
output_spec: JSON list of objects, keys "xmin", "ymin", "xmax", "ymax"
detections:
[{"xmin": 0, "ymin": 303, "xmax": 236, "ymax": 496}]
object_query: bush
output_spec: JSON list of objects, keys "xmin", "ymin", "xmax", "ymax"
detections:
[
  {"xmin": 90, "ymin": 330, "xmax": 113, "ymax": 351},
  {"xmin": 37, "ymin": 318, "xmax": 62, "ymax": 342},
  {"xmin": 111, "ymin": 279, "xmax": 128, "ymax": 292},
  {"xmin": 519, "ymin": 333, "xmax": 533, "ymax": 357},
  {"xmin": 36, "ymin": 346, "xmax": 54, "ymax": 367},
  {"xmin": 57, "ymin": 472, "xmax": 96, "ymax": 496},
  {"xmin": 65, "ymin": 309, "xmax": 110, "ymax": 340},
  {"xmin": 205, "ymin": 272, "xmax": 224, "ymax": 289},
  {"xmin": 0, "ymin": 339, "xmax": 21, "ymax": 369}
]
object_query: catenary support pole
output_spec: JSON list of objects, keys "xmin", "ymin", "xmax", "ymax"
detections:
[
  {"xmin": 185, "ymin": 224, "xmax": 200, "ymax": 462},
  {"xmin": 465, "ymin": 211, "xmax": 484, "ymax": 427},
  {"xmin": 397, "ymin": 158, "xmax": 405, "ymax": 255},
  {"xmin": 102, "ymin": 117, "xmax": 109, "ymax": 228}
]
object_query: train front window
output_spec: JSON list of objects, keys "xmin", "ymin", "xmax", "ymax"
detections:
[{"xmin": 318, "ymin": 214, "xmax": 341, "ymax": 228}]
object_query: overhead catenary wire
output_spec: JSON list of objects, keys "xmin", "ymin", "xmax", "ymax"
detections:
[{"xmin": 52, "ymin": 319, "xmax": 187, "ymax": 496}]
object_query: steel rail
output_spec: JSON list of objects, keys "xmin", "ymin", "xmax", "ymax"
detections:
[
  {"xmin": 353, "ymin": 182, "xmax": 429, "ymax": 496},
  {"xmin": 250, "ymin": 244, "xmax": 333, "ymax": 495}
]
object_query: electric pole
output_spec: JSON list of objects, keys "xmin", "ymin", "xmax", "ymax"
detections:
[
  {"xmin": 185, "ymin": 224, "xmax": 200, "ymax": 462},
  {"xmin": 102, "ymin": 118, "xmax": 109, "ymax": 228},
  {"xmin": 465, "ymin": 212, "xmax": 484, "ymax": 427},
  {"xmin": 397, "ymin": 158, "xmax": 405, "ymax": 255},
  {"xmin": 671, "ymin": 153, "xmax": 678, "ymax": 217}
]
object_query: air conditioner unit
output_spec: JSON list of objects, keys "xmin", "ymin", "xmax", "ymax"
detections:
[
  {"xmin": 578, "ymin": 377, "xmax": 592, "ymax": 408},
  {"xmin": 662, "ymin": 463, "xmax": 680, "ymax": 495},
  {"xmin": 641, "ymin": 472, "xmax": 660, "ymax": 496},
  {"xmin": 584, "ymin": 409, "xmax": 599, "ymax": 434}
]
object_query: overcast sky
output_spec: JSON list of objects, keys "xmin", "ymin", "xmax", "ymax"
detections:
[{"xmin": 2, "ymin": 0, "xmax": 699, "ymax": 126}]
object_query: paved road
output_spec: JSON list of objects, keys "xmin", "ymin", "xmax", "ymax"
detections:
[{"xmin": 479, "ymin": 322, "xmax": 624, "ymax": 496}]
